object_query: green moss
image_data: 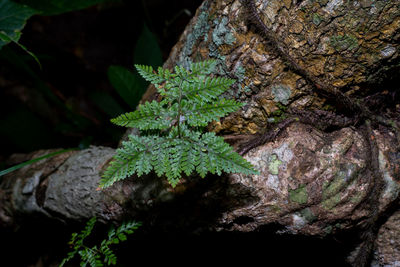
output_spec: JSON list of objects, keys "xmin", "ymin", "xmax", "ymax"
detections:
[
  {"xmin": 322, "ymin": 173, "xmax": 345, "ymax": 199},
  {"xmin": 350, "ymin": 190, "xmax": 364, "ymax": 204},
  {"xmin": 312, "ymin": 13, "xmax": 323, "ymax": 25},
  {"xmin": 289, "ymin": 184, "xmax": 308, "ymax": 204},
  {"xmin": 323, "ymin": 225, "xmax": 333, "ymax": 235},
  {"xmin": 268, "ymin": 102, "xmax": 288, "ymax": 123},
  {"xmin": 321, "ymin": 173, "xmax": 345, "ymax": 210},
  {"xmin": 329, "ymin": 34, "xmax": 359, "ymax": 52},
  {"xmin": 322, "ymin": 193, "xmax": 341, "ymax": 210},
  {"xmin": 300, "ymin": 208, "xmax": 316, "ymax": 223},
  {"xmin": 268, "ymin": 154, "xmax": 282, "ymax": 175}
]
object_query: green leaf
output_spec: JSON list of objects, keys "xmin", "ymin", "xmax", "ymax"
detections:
[
  {"xmin": 89, "ymin": 90, "xmax": 125, "ymax": 117},
  {"xmin": 0, "ymin": 0, "xmax": 36, "ymax": 49},
  {"xmin": 182, "ymin": 76, "xmax": 236, "ymax": 103},
  {"xmin": 184, "ymin": 99, "xmax": 244, "ymax": 127},
  {"xmin": 0, "ymin": 148, "xmax": 78, "ymax": 178},
  {"xmin": 198, "ymin": 132, "xmax": 259, "ymax": 176},
  {"xmin": 189, "ymin": 60, "xmax": 217, "ymax": 75},
  {"xmin": 100, "ymin": 135, "xmax": 163, "ymax": 188},
  {"xmin": 134, "ymin": 24, "xmax": 162, "ymax": 68},
  {"xmin": 108, "ymin": 65, "xmax": 147, "ymax": 108},
  {"xmin": 18, "ymin": 0, "xmax": 111, "ymax": 16},
  {"xmin": 135, "ymin": 64, "xmax": 167, "ymax": 85},
  {"xmin": 110, "ymin": 100, "xmax": 172, "ymax": 130}
]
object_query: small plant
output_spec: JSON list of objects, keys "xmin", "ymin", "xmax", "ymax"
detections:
[
  {"xmin": 99, "ymin": 59, "xmax": 258, "ymax": 188},
  {"xmin": 61, "ymin": 217, "xmax": 141, "ymax": 267}
]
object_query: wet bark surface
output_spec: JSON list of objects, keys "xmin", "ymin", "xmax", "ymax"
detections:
[{"xmin": 1, "ymin": 0, "xmax": 400, "ymax": 266}]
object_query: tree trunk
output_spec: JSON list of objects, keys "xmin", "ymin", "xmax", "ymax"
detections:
[{"xmin": 1, "ymin": 0, "xmax": 399, "ymax": 265}]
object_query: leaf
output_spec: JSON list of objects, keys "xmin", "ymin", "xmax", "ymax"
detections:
[
  {"xmin": 135, "ymin": 64, "xmax": 164, "ymax": 85},
  {"xmin": 182, "ymin": 76, "xmax": 236, "ymax": 103},
  {"xmin": 110, "ymin": 100, "xmax": 172, "ymax": 130},
  {"xmin": 89, "ymin": 90, "xmax": 125, "ymax": 117},
  {"xmin": 0, "ymin": 0, "xmax": 36, "ymax": 49},
  {"xmin": 0, "ymin": 148, "xmax": 78, "ymax": 178},
  {"xmin": 18, "ymin": 0, "xmax": 111, "ymax": 16},
  {"xmin": 183, "ymin": 99, "xmax": 244, "ymax": 127},
  {"xmin": 198, "ymin": 132, "xmax": 259, "ymax": 176},
  {"xmin": 108, "ymin": 65, "xmax": 147, "ymax": 108},
  {"xmin": 134, "ymin": 24, "xmax": 162, "ymax": 68},
  {"xmin": 100, "ymin": 135, "xmax": 163, "ymax": 188},
  {"xmin": 189, "ymin": 59, "xmax": 217, "ymax": 75}
]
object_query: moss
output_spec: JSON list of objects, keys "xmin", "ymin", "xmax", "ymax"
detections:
[
  {"xmin": 329, "ymin": 34, "xmax": 359, "ymax": 52},
  {"xmin": 322, "ymin": 177, "xmax": 342, "ymax": 199},
  {"xmin": 321, "ymin": 166, "xmax": 356, "ymax": 210},
  {"xmin": 350, "ymin": 190, "xmax": 364, "ymax": 204},
  {"xmin": 323, "ymin": 225, "xmax": 333, "ymax": 235},
  {"xmin": 312, "ymin": 13, "xmax": 323, "ymax": 25},
  {"xmin": 322, "ymin": 164, "xmax": 359, "ymax": 207},
  {"xmin": 322, "ymin": 193, "xmax": 341, "ymax": 210},
  {"xmin": 268, "ymin": 154, "xmax": 282, "ymax": 175},
  {"xmin": 289, "ymin": 184, "xmax": 308, "ymax": 204},
  {"xmin": 300, "ymin": 208, "xmax": 316, "ymax": 223},
  {"xmin": 268, "ymin": 102, "xmax": 288, "ymax": 123}
]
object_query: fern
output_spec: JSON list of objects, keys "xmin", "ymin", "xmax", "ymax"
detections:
[
  {"xmin": 61, "ymin": 217, "xmax": 141, "ymax": 267},
  {"xmin": 100, "ymin": 60, "xmax": 259, "ymax": 189}
]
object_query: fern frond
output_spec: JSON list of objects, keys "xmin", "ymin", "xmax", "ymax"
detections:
[
  {"xmin": 100, "ymin": 135, "xmax": 161, "ymax": 188},
  {"xmin": 135, "ymin": 64, "xmax": 166, "ymax": 84},
  {"xmin": 182, "ymin": 76, "xmax": 236, "ymax": 103},
  {"xmin": 183, "ymin": 99, "xmax": 244, "ymax": 126},
  {"xmin": 189, "ymin": 59, "xmax": 217, "ymax": 75},
  {"xmin": 198, "ymin": 132, "xmax": 259, "ymax": 176},
  {"xmin": 102, "ymin": 60, "xmax": 257, "ymax": 189},
  {"xmin": 174, "ymin": 64, "xmax": 190, "ymax": 78},
  {"xmin": 110, "ymin": 100, "xmax": 171, "ymax": 130}
]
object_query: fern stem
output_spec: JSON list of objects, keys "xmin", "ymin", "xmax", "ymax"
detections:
[{"xmin": 177, "ymin": 79, "xmax": 184, "ymax": 138}]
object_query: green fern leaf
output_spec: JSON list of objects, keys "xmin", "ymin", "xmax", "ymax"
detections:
[
  {"xmin": 110, "ymin": 100, "xmax": 171, "ymax": 130},
  {"xmin": 199, "ymin": 132, "xmax": 258, "ymax": 175},
  {"xmin": 189, "ymin": 59, "xmax": 217, "ymax": 75},
  {"xmin": 135, "ymin": 64, "xmax": 166, "ymax": 84},
  {"xmin": 100, "ymin": 135, "xmax": 156, "ymax": 188},
  {"xmin": 183, "ymin": 99, "xmax": 244, "ymax": 126},
  {"xmin": 182, "ymin": 76, "xmax": 236, "ymax": 103}
]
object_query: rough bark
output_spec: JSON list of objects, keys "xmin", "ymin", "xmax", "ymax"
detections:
[{"xmin": 1, "ymin": 0, "xmax": 400, "ymax": 266}]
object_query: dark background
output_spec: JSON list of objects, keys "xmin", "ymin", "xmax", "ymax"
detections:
[{"xmin": 0, "ymin": 0, "xmax": 202, "ymax": 166}]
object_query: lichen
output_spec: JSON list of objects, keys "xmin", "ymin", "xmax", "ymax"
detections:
[
  {"xmin": 380, "ymin": 45, "xmax": 397, "ymax": 59},
  {"xmin": 209, "ymin": 16, "xmax": 235, "ymax": 61},
  {"xmin": 267, "ymin": 174, "xmax": 280, "ymax": 191},
  {"xmin": 271, "ymin": 84, "xmax": 292, "ymax": 105},
  {"xmin": 178, "ymin": 4, "xmax": 210, "ymax": 68},
  {"xmin": 289, "ymin": 184, "xmax": 308, "ymax": 204},
  {"xmin": 268, "ymin": 154, "xmax": 282, "ymax": 175},
  {"xmin": 212, "ymin": 17, "xmax": 236, "ymax": 46}
]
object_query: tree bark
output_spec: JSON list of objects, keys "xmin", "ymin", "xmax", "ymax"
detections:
[{"xmin": 1, "ymin": 0, "xmax": 400, "ymax": 265}]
